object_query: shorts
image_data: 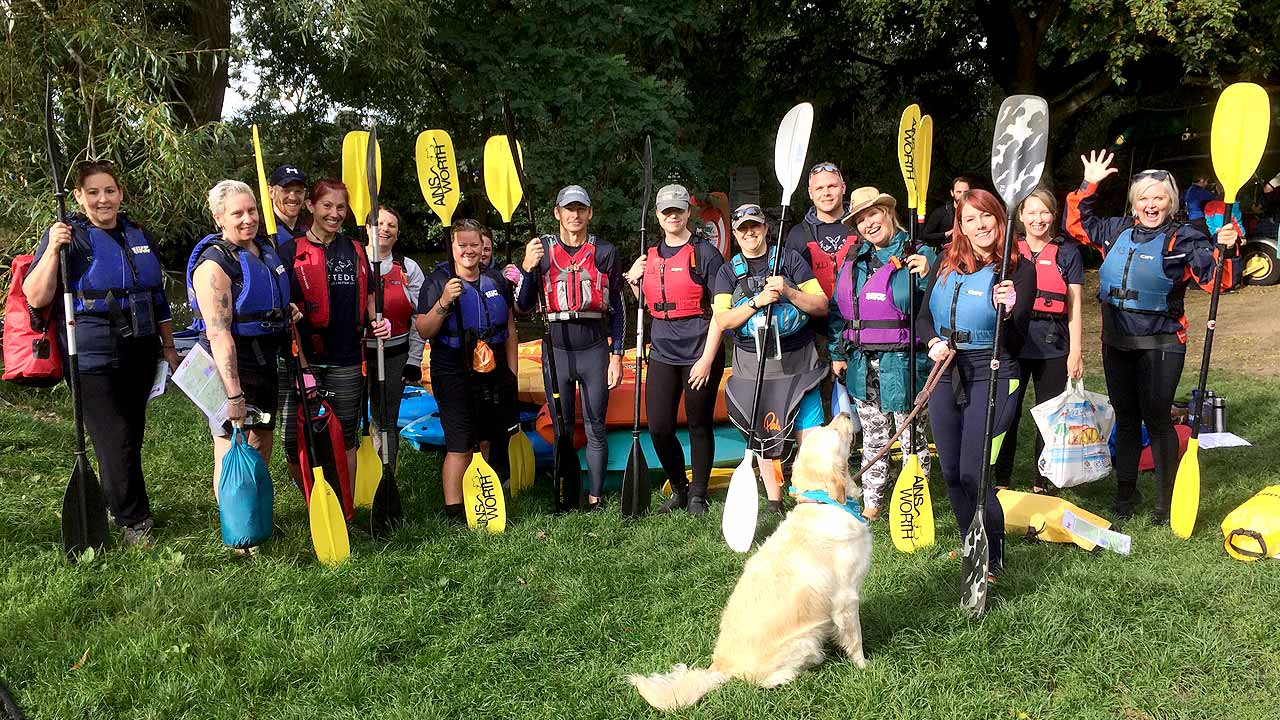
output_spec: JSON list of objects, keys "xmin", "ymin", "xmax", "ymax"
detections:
[
  {"xmin": 433, "ymin": 364, "xmax": 517, "ymax": 454},
  {"xmin": 795, "ymin": 386, "xmax": 824, "ymax": 432},
  {"xmin": 209, "ymin": 364, "xmax": 280, "ymax": 438}
]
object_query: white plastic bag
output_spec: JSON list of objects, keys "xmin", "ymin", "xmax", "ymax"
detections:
[{"xmin": 1030, "ymin": 378, "xmax": 1115, "ymax": 488}]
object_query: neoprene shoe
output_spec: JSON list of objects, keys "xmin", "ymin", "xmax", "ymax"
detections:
[
  {"xmin": 658, "ymin": 492, "xmax": 688, "ymax": 514},
  {"xmin": 687, "ymin": 496, "xmax": 708, "ymax": 516}
]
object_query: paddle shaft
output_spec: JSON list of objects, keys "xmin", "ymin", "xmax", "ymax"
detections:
[
  {"xmin": 744, "ymin": 206, "xmax": 792, "ymax": 458},
  {"xmin": 290, "ymin": 326, "xmax": 324, "ymax": 486},
  {"xmin": 976, "ymin": 212, "xmax": 1019, "ymax": 506},
  {"xmin": 906, "ymin": 208, "xmax": 919, "ymax": 455},
  {"xmin": 631, "ymin": 136, "xmax": 653, "ymax": 439},
  {"xmin": 367, "ymin": 125, "xmax": 390, "ymax": 467},
  {"xmin": 1190, "ymin": 241, "xmax": 1229, "ymax": 439}
]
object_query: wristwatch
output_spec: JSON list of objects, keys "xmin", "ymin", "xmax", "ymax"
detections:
[{"xmin": 747, "ymin": 297, "xmax": 759, "ymax": 310}]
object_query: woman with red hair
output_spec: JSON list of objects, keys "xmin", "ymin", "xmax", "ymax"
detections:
[{"xmin": 915, "ymin": 189, "xmax": 1035, "ymax": 579}]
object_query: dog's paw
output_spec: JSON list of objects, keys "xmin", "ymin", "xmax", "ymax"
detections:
[{"xmin": 852, "ymin": 654, "xmax": 867, "ymax": 669}]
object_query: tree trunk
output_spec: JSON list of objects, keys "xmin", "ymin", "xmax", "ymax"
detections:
[{"xmin": 163, "ymin": 0, "xmax": 231, "ymax": 125}]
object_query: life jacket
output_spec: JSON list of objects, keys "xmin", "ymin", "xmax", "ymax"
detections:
[
  {"xmin": 437, "ymin": 271, "xmax": 511, "ymax": 350},
  {"xmin": 1097, "ymin": 227, "xmax": 1175, "ymax": 315},
  {"xmin": 1018, "ymin": 239, "xmax": 1068, "ymax": 316},
  {"xmin": 730, "ymin": 248, "xmax": 808, "ymax": 342},
  {"xmin": 642, "ymin": 241, "xmax": 706, "ymax": 320},
  {"xmin": 380, "ymin": 256, "xmax": 415, "ymax": 337},
  {"xmin": 542, "ymin": 235, "xmax": 608, "ymax": 321},
  {"xmin": 834, "ymin": 255, "xmax": 910, "ymax": 351},
  {"xmin": 185, "ymin": 234, "xmax": 290, "ymax": 338},
  {"xmin": 2, "ymin": 254, "xmax": 63, "ymax": 387},
  {"xmin": 292, "ymin": 233, "xmax": 369, "ymax": 331},
  {"xmin": 929, "ymin": 265, "xmax": 997, "ymax": 350},
  {"xmin": 68, "ymin": 218, "xmax": 165, "ymax": 318},
  {"xmin": 803, "ymin": 222, "xmax": 856, "ymax": 297}
]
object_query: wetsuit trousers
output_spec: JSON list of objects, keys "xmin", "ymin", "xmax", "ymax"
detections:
[
  {"xmin": 993, "ymin": 355, "xmax": 1068, "ymax": 489},
  {"xmin": 1102, "ymin": 344, "xmax": 1184, "ymax": 517},
  {"xmin": 281, "ymin": 363, "xmax": 365, "ymax": 456},
  {"xmin": 365, "ymin": 342, "xmax": 409, "ymax": 474},
  {"xmin": 544, "ymin": 339, "xmax": 609, "ymax": 498},
  {"xmin": 644, "ymin": 354, "xmax": 726, "ymax": 497},
  {"xmin": 78, "ymin": 341, "xmax": 156, "ymax": 528}
]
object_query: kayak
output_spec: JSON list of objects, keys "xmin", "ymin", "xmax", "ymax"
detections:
[
  {"xmin": 398, "ymin": 387, "xmax": 438, "ymax": 429},
  {"xmin": 579, "ymin": 425, "xmax": 747, "ymax": 485}
]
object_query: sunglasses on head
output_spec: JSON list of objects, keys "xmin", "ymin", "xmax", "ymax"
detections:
[
  {"xmin": 1131, "ymin": 170, "xmax": 1171, "ymax": 183},
  {"xmin": 809, "ymin": 162, "xmax": 841, "ymax": 176},
  {"xmin": 732, "ymin": 205, "xmax": 766, "ymax": 223}
]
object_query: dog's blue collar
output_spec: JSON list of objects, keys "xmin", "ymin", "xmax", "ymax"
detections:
[{"xmin": 789, "ymin": 489, "xmax": 868, "ymax": 524}]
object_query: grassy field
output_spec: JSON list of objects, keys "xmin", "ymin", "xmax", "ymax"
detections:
[{"xmin": 1, "ymin": 362, "xmax": 1279, "ymax": 720}]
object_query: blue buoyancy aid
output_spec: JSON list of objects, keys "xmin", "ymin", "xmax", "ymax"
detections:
[
  {"xmin": 186, "ymin": 234, "xmax": 291, "ymax": 337},
  {"xmin": 438, "ymin": 272, "xmax": 511, "ymax": 350},
  {"xmin": 1097, "ymin": 227, "xmax": 1174, "ymax": 314},
  {"xmin": 70, "ymin": 218, "xmax": 165, "ymax": 316},
  {"xmin": 929, "ymin": 265, "xmax": 997, "ymax": 350},
  {"xmin": 730, "ymin": 248, "xmax": 809, "ymax": 342}
]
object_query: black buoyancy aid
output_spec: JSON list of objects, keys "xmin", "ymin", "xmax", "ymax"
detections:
[
  {"xmin": 186, "ymin": 234, "xmax": 290, "ymax": 337},
  {"xmin": 542, "ymin": 235, "xmax": 608, "ymax": 321},
  {"xmin": 437, "ymin": 271, "xmax": 511, "ymax": 350},
  {"xmin": 642, "ymin": 242, "xmax": 705, "ymax": 320},
  {"xmin": 1018, "ymin": 239, "xmax": 1067, "ymax": 316},
  {"xmin": 292, "ymin": 233, "xmax": 369, "ymax": 329},
  {"xmin": 2, "ymin": 254, "xmax": 62, "ymax": 386},
  {"xmin": 69, "ymin": 217, "xmax": 165, "ymax": 317},
  {"xmin": 803, "ymin": 222, "xmax": 856, "ymax": 297}
]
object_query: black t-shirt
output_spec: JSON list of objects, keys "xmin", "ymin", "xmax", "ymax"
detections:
[
  {"xmin": 420, "ymin": 264, "xmax": 515, "ymax": 374},
  {"xmin": 279, "ymin": 234, "xmax": 367, "ymax": 367},
  {"xmin": 1021, "ymin": 238, "xmax": 1085, "ymax": 360},
  {"xmin": 713, "ymin": 248, "xmax": 819, "ymax": 354},
  {"xmin": 193, "ymin": 242, "xmax": 284, "ymax": 370},
  {"xmin": 784, "ymin": 218, "xmax": 853, "ymax": 337},
  {"xmin": 646, "ymin": 235, "xmax": 725, "ymax": 366}
]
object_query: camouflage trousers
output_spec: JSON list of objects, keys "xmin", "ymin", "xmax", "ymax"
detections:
[{"xmin": 854, "ymin": 356, "xmax": 931, "ymax": 511}]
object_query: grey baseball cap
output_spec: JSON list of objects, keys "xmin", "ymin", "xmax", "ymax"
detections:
[
  {"xmin": 555, "ymin": 185, "xmax": 592, "ymax": 207},
  {"xmin": 655, "ymin": 184, "xmax": 691, "ymax": 212}
]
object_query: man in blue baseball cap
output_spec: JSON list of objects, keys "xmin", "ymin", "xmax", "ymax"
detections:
[{"xmin": 269, "ymin": 164, "xmax": 308, "ymax": 244}]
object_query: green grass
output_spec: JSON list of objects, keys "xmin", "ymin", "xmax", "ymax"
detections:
[{"xmin": 1, "ymin": 370, "xmax": 1279, "ymax": 720}]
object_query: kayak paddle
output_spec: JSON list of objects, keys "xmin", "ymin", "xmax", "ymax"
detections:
[
  {"xmin": 722, "ymin": 102, "xmax": 814, "ymax": 553},
  {"xmin": 889, "ymin": 104, "xmax": 935, "ymax": 552},
  {"xmin": 1172, "ymin": 82, "xmax": 1270, "ymax": 539},
  {"xmin": 251, "ymin": 125, "xmax": 278, "ymax": 239},
  {"xmin": 292, "ymin": 327, "xmax": 350, "ymax": 567},
  {"xmin": 46, "ymin": 74, "xmax": 110, "ymax": 561},
  {"xmin": 962, "ymin": 95, "xmax": 1049, "ymax": 616},
  {"xmin": 621, "ymin": 135, "xmax": 654, "ymax": 518},
  {"xmin": 415, "ymin": 129, "xmax": 460, "ymax": 228},
  {"xmin": 503, "ymin": 97, "xmax": 583, "ymax": 512}
]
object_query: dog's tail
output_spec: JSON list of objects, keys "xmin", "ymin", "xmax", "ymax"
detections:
[{"xmin": 627, "ymin": 663, "xmax": 730, "ymax": 711}]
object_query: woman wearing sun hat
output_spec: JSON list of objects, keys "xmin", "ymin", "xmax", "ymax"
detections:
[{"xmin": 828, "ymin": 186, "xmax": 934, "ymax": 519}]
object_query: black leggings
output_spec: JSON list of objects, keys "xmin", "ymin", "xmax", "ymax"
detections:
[
  {"xmin": 1102, "ymin": 345, "xmax": 1185, "ymax": 515},
  {"xmin": 644, "ymin": 354, "xmax": 726, "ymax": 497},
  {"xmin": 993, "ymin": 355, "xmax": 1068, "ymax": 488}
]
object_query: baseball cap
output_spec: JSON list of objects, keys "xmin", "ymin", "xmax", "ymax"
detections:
[
  {"xmin": 556, "ymin": 185, "xmax": 592, "ymax": 207},
  {"xmin": 269, "ymin": 164, "xmax": 307, "ymax": 187},
  {"xmin": 655, "ymin": 184, "xmax": 691, "ymax": 212}
]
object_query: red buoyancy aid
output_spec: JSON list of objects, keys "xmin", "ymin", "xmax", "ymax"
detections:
[
  {"xmin": 643, "ymin": 242, "xmax": 705, "ymax": 320},
  {"xmin": 542, "ymin": 236, "xmax": 609, "ymax": 320},
  {"xmin": 803, "ymin": 224, "xmax": 856, "ymax": 297},
  {"xmin": 293, "ymin": 233, "xmax": 369, "ymax": 331},
  {"xmin": 2, "ymin": 254, "xmax": 63, "ymax": 387},
  {"xmin": 1018, "ymin": 239, "xmax": 1067, "ymax": 316},
  {"xmin": 381, "ymin": 260, "xmax": 414, "ymax": 336}
]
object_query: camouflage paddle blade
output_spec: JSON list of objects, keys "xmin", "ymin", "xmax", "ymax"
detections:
[
  {"xmin": 960, "ymin": 513, "xmax": 990, "ymax": 616},
  {"xmin": 990, "ymin": 95, "xmax": 1049, "ymax": 208}
]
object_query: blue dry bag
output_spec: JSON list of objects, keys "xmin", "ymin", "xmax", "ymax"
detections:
[{"xmin": 218, "ymin": 427, "xmax": 274, "ymax": 548}]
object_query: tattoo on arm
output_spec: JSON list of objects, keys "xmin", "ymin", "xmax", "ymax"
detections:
[{"xmin": 208, "ymin": 275, "xmax": 234, "ymax": 333}]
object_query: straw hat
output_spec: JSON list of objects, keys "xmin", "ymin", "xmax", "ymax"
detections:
[{"xmin": 841, "ymin": 186, "xmax": 897, "ymax": 224}]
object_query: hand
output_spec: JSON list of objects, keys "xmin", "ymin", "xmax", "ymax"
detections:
[
  {"xmin": 1067, "ymin": 351, "xmax": 1084, "ymax": 380},
  {"xmin": 689, "ymin": 356, "xmax": 713, "ymax": 390},
  {"xmin": 607, "ymin": 354, "xmax": 623, "ymax": 390},
  {"xmin": 1080, "ymin": 149, "xmax": 1119, "ymax": 185},
  {"xmin": 48, "ymin": 222, "xmax": 72, "ymax": 251},
  {"xmin": 905, "ymin": 253, "xmax": 929, "ymax": 277},
  {"xmin": 441, "ymin": 277, "xmax": 464, "ymax": 306},
  {"xmin": 928, "ymin": 339, "xmax": 953, "ymax": 364},
  {"xmin": 290, "ymin": 303, "xmax": 303, "ymax": 323},
  {"xmin": 370, "ymin": 318, "xmax": 392, "ymax": 339},
  {"xmin": 627, "ymin": 256, "xmax": 647, "ymax": 285},
  {"xmin": 992, "ymin": 280, "xmax": 1016, "ymax": 313},
  {"xmin": 301, "ymin": 369, "xmax": 318, "ymax": 398},
  {"xmin": 831, "ymin": 360, "xmax": 847, "ymax": 382},
  {"xmin": 1216, "ymin": 223, "xmax": 1241, "ymax": 248},
  {"xmin": 944, "ymin": 229, "xmax": 953, "ymax": 239},
  {"xmin": 225, "ymin": 394, "xmax": 246, "ymax": 427},
  {"xmin": 503, "ymin": 264, "xmax": 523, "ymax": 286},
  {"xmin": 521, "ymin": 237, "xmax": 544, "ymax": 272},
  {"xmin": 402, "ymin": 363, "xmax": 422, "ymax": 384},
  {"xmin": 764, "ymin": 275, "xmax": 786, "ymax": 295},
  {"xmin": 752, "ymin": 287, "xmax": 780, "ymax": 307},
  {"xmin": 163, "ymin": 346, "xmax": 179, "ymax": 372}
]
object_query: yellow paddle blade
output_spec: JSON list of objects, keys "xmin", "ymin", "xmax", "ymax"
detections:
[
  {"xmin": 308, "ymin": 468, "xmax": 350, "ymax": 567},
  {"xmin": 916, "ymin": 115, "xmax": 934, "ymax": 217},
  {"xmin": 353, "ymin": 433, "xmax": 381, "ymax": 509},
  {"xmin": 416, "ymin": 129, "xmax": 459, "ymax": 226},
  {"xmin": 252, "ymin": 125, "xmax": 277, "ymax": 238},
  {"xmin": 897, "ymin": 104, "xmax": 921, "ymax": 209},
  {"xmin": 483, "ymin": 135, "xmax": 523, "ymax": 223},
  {"xmin": 888, "ymin": 453, "xmax": 935, "ymax": 552},
  {"xmin": 1211, "ymin": 83, "xmax": 1270, "ymax": 204},
  {"xmin": 342, "ymin": 130, "xmax": 382, "ymax": 226},
  {"xmin": 508, "ymin": 431, "xmax": 534, "ymax": 497},
  {"xmin": 1171, "ymin": 439, "xmax": 1201, "ymax": 539},
  {"xmin": 462, "ymin": 452, "xmax": 506, "ymax": 532}
]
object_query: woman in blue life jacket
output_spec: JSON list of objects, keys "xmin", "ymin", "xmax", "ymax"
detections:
[
  {"xmin": 1065, "ymin": 151, "xmax": 1241, "ymax": 524},
  {"xmin": 417, "ymin": 219, "xmax": 519, "ymax": 522},
  {"xmin": 188, "ymin": 181, "xmax": 294, "ymax": 545},
  {"xmin": 276, "ymin": 179, "xmax": 392, "ymax": 499},
  {"xmin": 828, "ymin": 187, "xmax": 934, "ymax": 520},
  {"xmin": 917, "ymin": 189, "xmax": 1035, "ymax": 579},
  {"xmin": 992, "ymin": 189, "xmax": 1085, "ymax": 494},
  {"xmin": 713, "ymin": 203, "xmax": 830, "ymax": 515},
  {"xmin": 624, "ymin": 183, "xmax": 727, "ymax": 516},
  {"xmin": 23, "ymin": 160, "xmax": 180, "ymax": 547}
]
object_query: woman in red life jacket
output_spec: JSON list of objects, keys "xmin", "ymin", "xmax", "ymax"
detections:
[
  {"xmin": 992, "ymin": 189, "xmax": 1085, "ymax": 494},
  {"xmin": 276, "ymin": 179, "xmax": 391, "ymax": 495},
  {"xmin": 365, "ymin": 206, "xmax": 426, "ymax": 474},
  {"xmin": 624, "ymin": 183, "xmax": 727, "ymax": 515},
  {"xmin": 1065, "ymin": 151, "xmax": 1240, "ymax": 524},
  {"xmin": 23, "ymin": 160, "xmax": 179, "ymax": 547}
]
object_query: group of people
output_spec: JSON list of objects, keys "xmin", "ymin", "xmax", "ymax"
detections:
[{"xmin": 21, "ymin": 151, "xmax": 1242, "ymax": 577}]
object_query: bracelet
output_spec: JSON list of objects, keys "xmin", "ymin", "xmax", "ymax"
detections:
[
  {"xmin": 226, "ymin": 392, "xmax": 245, "ymax": 401},
  {"xmin": 162, "ymin": 344, "xmax": 176, "ymax": 349},
  {"xmin": 435, "ymin": 303, "xmax": 450, "ymax": 316}
]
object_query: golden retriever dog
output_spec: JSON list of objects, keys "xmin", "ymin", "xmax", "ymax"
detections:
[{"xmin": 628, "ymin": 413, "xmax": 872, "ymax": 711}]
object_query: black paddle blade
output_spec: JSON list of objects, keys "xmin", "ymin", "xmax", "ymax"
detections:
[
  {"xmin": 553, "ymin": 435, "xmax": 582, "ymax": 513},
  {"xmin": 960, "ymin": 513, "xmax": 990, "ymax": 617},
  {"xmin": 370, "ymin": 469, "xmax": 403, "ymax": 537},
  {"xmin": 61, "ymin": 454, "xmax": 109, "ymax": 561},
  {"xmin": 620, "ymin": 437, "xmax": 650, "ymax": 518},
  {"xmin": 1, "ymin": 681, "xmax": 29, "ymax": 720}
]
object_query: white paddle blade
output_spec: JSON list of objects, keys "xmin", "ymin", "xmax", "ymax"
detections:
[
  {"xmin": 990, "ymin": 95, "xmax": 1049, "ymax": 208},
  {"xmin": 774, "ymin": 102, "xmax": 814, "ymax": 206},
  {"xmin": 722, "ymin": 454, "xmax": 759, "ymax": 553}
]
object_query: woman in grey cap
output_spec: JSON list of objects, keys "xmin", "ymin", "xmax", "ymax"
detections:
[
  {"xmin": 625, "ymin": 184, "xmax": 727, "ymax": 515},
  {"xmin": 516, "ymin": 185, "xmax": 627, "ymax": 511}
]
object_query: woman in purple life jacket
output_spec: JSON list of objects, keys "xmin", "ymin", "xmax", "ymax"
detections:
[{"xmin": 828, "ymin": 187, "xmax": 935, "ymax": 519}]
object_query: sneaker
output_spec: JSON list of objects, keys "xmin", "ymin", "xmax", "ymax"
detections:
[
  {"xmin": 766, "ymin": 499, "xmax": 786, "ymax": 517},
  {"xmin": 658, "ymin": 492, "xmax": 688, "ymax": 514},
  {"xmin": 121, "ymin": 519, "xmax": 155, "ymax": 548},
  {"xmin": 687, "ymin": 496, "xmax": 708, "ymax": 516},
  {"xmin": 1152, "ymin": 507, "xmax": 1171, "ymax": 526}
]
